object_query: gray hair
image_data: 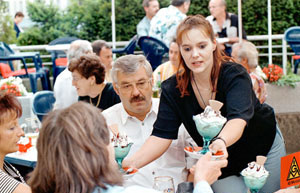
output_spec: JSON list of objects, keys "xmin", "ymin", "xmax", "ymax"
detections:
[
  {"xmin": 232, "ymin": 41, "xmax": 258, "ymax": 69},
  {"xmin": 67, "ymin": 40, "xmax": 93, "ymax": 62},
  {"xmin": 111, "ymin": 55, "xmax": 153, "ymax": 83},
  {"xmin": 171, "ymin": 0, "xmax": 190, "ymax": 7},
  {"xmin": 142, "ymin": 0, "xmax": 157, "ymax": 7}
]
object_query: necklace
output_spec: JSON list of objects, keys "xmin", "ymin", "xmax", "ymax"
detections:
[
  {"xmin": 90, "ymin": 92, "xmax": 101, "ymax": 107},
  {"xmin": 192, "ymin": 73, "xmax": 213, "ymax": 107}
]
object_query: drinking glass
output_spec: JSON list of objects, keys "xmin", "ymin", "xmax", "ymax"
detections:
[{"xmin": 153, "ymin": 176, "xmax": 175, "ymax": 193}]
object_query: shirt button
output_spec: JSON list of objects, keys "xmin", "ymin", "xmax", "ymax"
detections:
[
  {"xmin": 142, "ymin": 122, "xmax": 144, "ymax": 126},
  {"xmin": 152, "ymin": 171, "xmax": 155, "ymax": 175}
]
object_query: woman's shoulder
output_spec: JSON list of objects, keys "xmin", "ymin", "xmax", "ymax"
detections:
[
  {"xmin": 220, "ymin": 62, "xmax": 249, "ymax": 79},
  {"xmin": 0, "ymin": 169, "xmax": 21, "ymax": 193},
  {"xmin": 161, "ymin": 74, "xmax": 178, "ymax": 91}
]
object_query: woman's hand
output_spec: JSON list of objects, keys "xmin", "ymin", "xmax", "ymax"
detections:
[{"xmin": 209, "ymin": 138, "xmax": 228, "ymax": 160}]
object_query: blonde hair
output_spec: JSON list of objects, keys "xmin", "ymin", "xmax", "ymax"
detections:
[{"xmin": 28, "ymin": 102, "xmax": 123, "ymax": 193}]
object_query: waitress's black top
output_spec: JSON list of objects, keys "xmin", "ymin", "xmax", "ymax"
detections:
[
  {"xmin": 152, "ymin": 62, "xmax": 276, "ymax": 178},
  {"xmin": 79, "ymin": 83, "xmax": 120, "ymax": 111}
]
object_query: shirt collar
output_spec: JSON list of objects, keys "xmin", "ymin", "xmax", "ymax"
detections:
[
  {"xmin": 120, "ymin": 98, "xmax": 157, "ymax": 125},
  {"xmin": 212, "ymin": 12, "xmax": 230, "ymax": 21}
]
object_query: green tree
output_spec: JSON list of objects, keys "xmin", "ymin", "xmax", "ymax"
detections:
[
  {"xmin": 18, "ymin": 0, "xmax": 65, "ymax": 45},
  {"xmin": 0, "ymin": 0, "xmax": 16, "ymax": 44}
]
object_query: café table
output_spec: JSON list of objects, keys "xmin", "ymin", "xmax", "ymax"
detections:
[
  {"xmin": 5, "ymin": 147, "xmax": 37, "ymax": 168},
  {"xmin": 216, "ymin": 37, "xmax": 229, "ymax": 44}
]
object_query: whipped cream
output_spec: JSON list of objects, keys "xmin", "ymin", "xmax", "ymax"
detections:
[
  {"xmin": 195, "ymin": 106, "xmax": 226, "ymax": 124},
  {"xmin": 111, "ymin": 132, "xmax": 129, "ymax": 148},
  {"xmin": 241, "ymin": 161, "xmax": 269, "ymax": 178}
]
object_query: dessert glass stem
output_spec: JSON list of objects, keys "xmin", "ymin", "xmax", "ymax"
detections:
[
  {"xmin": 250, "ymin": 189, "xmax": 259, "ymax": 193},
  {"xmin": 116, "ymin": 158, "xmax": 125, "ymax": 173},
  {"xmin": 200, "ymin": 137, "xmax": 211, "ymax": 154}
]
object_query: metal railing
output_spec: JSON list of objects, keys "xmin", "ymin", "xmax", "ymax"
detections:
[{"xmin": 10, "ymin": 34, "xmax": 294, "ymax": 74}]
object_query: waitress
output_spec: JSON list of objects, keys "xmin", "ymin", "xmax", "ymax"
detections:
[{"xmin": 123, "ymin": 15, "xmax": 286, "ymax": 193}]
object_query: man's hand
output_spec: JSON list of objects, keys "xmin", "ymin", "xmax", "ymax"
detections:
[{"xmin": 193, "ymin": 152, "xmax": 228, "ymax": 185}]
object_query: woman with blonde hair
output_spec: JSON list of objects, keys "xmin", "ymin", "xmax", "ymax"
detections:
[{"xmin": 28, "ymin": 102, "xmax": 159, "ymax": 193}]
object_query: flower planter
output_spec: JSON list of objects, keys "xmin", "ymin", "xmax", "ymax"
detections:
[
  {"xmin": 265, "ymin": 82, "xmax": 300, "ymax": 114},
  {"xmin": 265, "ymin": 82, "xmax": 300, "ymax": 154}
]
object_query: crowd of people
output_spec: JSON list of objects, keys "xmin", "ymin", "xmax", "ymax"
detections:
[{"xmin": 1, "ymin": 0, "xmax": 298, "ymax": 193}]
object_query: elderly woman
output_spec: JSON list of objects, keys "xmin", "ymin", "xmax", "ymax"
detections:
[
  {"xmin": 68, "ymin": 54, "xmax": 120, "ymax": 110},
  {"xmin": 0, "ymin": 94, "xmax": 31, "ymax": 193},
  {"xmin": 232, "ymin": 41, "xmax": 267, "ymax": 104}
]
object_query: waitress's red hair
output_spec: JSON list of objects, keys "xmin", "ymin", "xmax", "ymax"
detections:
[{"xmin": 176, "ymin": 14, "xmax": 231, "ymax": 97}]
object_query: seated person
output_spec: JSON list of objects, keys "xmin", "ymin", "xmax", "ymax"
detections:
[
  {"xmin": 153, "ymin": 40, "xmax": 183, "ymax": 86},
  {"xmin": 0, "ymin": 94, "xmax": 31, "ymax": 193},
  {"xmin": 68, "ymin": 54, "xmax": 120, "ymax": 110},
  {"xmin": 53, "ymin": 40, "xmax": 93, "ymax": 109},
  {"xmin": 91, "ymin": 40, "xmax": 113, "ymax": 82},
  {"xmin": 27, "ymin": 102, "xmax": 227, "ymax": 193},
  {"xmin": 103, "ymin": 54, "xmax": 191, "ymax": 188},
  {"xmin": 232, "ymin": 41, "xmax": 267, "ymax": 104}
]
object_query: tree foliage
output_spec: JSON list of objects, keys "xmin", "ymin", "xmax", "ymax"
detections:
[
  {"xmin": 0, "ymin": 0, "xmax": 16, "ymax": 44},
  {"xmin": 18, "ymin": 0, "xmax": 300, "ymax": 46}
]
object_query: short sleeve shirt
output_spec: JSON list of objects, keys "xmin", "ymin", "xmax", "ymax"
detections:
[
  {"xmin": 206, "ymin": 13, "xmax": 247, "ymax": 47},
  {"xmin": 79, "ymin": 83, "xmax": 120, "ymax": 111},
  {"xmin": 137, "ymin": 16, "xmax": 151, "ymax": 36},
  {"xmin": 149, "ymin": 5, "xmax": 186, "ymax": 47},
  {"xmin": 152, "ymin": 62, "xmax": 276, "ymax": 178}
]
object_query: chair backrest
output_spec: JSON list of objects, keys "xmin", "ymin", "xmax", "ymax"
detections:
[
  {"xmin": 32, "ymin": 91, "xmax": 56, "ymax": 122},
  {"xmin": 0, "ymin": 42, "xmax": 14, "ymax": 57},
  {"xmin": 284, "ymin": 26, "xmax": 300, "ymax": 55},
  {"xmin": 0, "ymin": 63, "xmax": 12, "ymax": 78},
  {"xmin": 49, "ymin": 36, "xmax": 79, "ymax": 58},
  {"xmin": 137, "ymin": 36, "xmax": 169, "ymax": 70},
  {"xmin": 112, "ymin": 35, "xmax": 138, "ymax": 55}
]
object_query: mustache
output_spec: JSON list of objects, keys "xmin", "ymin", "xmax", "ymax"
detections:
[{"xmin": 130, "ymin": 95, "xmax": 145, "ymax": 103}]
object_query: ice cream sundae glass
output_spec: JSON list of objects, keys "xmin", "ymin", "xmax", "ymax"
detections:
[
  {"xmin": 241, "ymin": 156, "xmax": 269, "ymax": 193},
  {"xmin": 193, "ymin": 100, "xmax": 226, "ymax": 154},
  {"xmin": 112, "ymin": 132, "xmax": 133, "ymax": 172}
]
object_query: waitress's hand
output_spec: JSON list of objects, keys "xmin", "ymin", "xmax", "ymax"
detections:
[
  {"xmin": 122, "ymin": 157, "xmax": 136, "ymax": 169},
  {"xmin": 209, "ymin": 138, "xmax": 228, "ymax": 160}
]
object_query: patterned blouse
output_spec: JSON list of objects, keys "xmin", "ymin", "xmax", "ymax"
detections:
[
  {"xmin": 250, "ymin": 72, "xmax": 267, "ymax": 104},
  {"xmin": 0, "ymin": 161, "xmax": 25, "ymax": 193}
]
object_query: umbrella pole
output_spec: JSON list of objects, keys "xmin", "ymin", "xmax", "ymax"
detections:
[
  {"xmin": 238, "ymin": 0, "xmax": 242, "ymax": 43},
  {"xmin": 268, "ymin": 0, "xmax": 272, "ymax": 65},
  {"xmin": 111, "ymin": 0, "xmax": 116, "ymax": 59}
]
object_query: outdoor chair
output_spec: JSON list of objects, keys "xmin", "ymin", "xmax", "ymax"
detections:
[
  {"xmin": 284, "ymin": 27, "xmax": 300, "ymax": 74},
  {"xmin": 112, "ymin": 35, "xmax": 138, "ymax": 55},
  {"xmin": 0, "ymin": 42, "xmax": 50, "ymax": 93},
  {"xmin": 137, "ymin": 36, "xmax": 169, "ymax": 70},
  {"xmin": 48, "ymin": 37, "xmax": 79, "ymax": 83},
  {"xmin": 32, "ymin": 90, "xmax": 56, "ymax": 122}
]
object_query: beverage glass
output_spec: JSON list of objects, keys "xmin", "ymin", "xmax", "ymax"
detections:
[{"xmin": 153, "ymin": 176, "xmax": 175, "ymax": 193}]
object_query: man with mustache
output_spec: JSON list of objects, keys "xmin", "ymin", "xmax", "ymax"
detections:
[{"xmin": 102, "ymin": 54, "xmax": 191, "ymax": 189}]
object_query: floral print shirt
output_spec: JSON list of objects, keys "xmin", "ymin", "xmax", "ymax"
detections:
[{"xmin": 149, "ymin": 5, "xmax": 186, "ymax": 47}]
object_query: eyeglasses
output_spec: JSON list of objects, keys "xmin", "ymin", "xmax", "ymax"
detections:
[{"xmin": 116, "ymin": 78, "xmax": 152, "ymax": 93}]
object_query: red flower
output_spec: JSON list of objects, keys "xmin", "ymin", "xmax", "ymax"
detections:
[{"xmin": 262, "ymin": 64, "xmax": 283, "ymax": 83}]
